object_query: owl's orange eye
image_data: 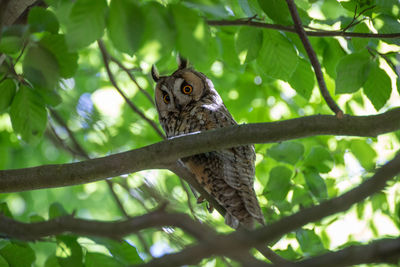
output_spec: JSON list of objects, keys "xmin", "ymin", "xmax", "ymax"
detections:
[
  {"xmin": 181, "ymin": 84, "xmax": 193, "ymax": 95},
  {"xmin": 163, "ymin": 94, "xmax": 170, "ymax": 104}
]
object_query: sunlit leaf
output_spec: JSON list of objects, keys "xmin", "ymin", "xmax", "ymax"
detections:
[
  {"xmin": 303, "ymin": 168, "xmax": 328, "ymax": 201},
  {"xmin": 267, "ymin": 142, "xmax": 304, "ymax": 165},
  {"xmin": 235, "ymin": 27, "xmax": 263, "ymax": 63},
  {"xmin": 108, "ymin": 0, "xmax": 144, "ymax": 55},
  {"xmin": 28, "ymin": 6, "xmax": 59, "ymax": 34},
  {"xmin": 335, "ymin": 51, "xmax": 371, "ymax": 94},
  {"xmin": 0, "ymin": 243, "xmax": 36, "ymax": 267},
  {"xmin": 296, "ymin": 229, "xmax": 326, "ymax": 256},
  {"xmin": 303, "ymin": 146, "xmax": 334, "ymax": 173},
  {"xmin": 10, "ymin": 85, "xmax": 47, "ymax": 143},
  {"xmin": 350, "ymin": 139, "xmax": 377, "ymax": 171},
  {"xmin": 0, "ymin": 79, "xmax": 16, "ymax": 112},
  {"xmin": 66, "ymin": 0, "xmax": 107, "ymax": 50},
  {"xmin": 257, "ymin": 30, "xmax": 298, "ymax": 81},
  {"xmin": 363, "ymin": 62, "xmax": 392, "ymax": 111},
  {"xmin": 288, "ymin": 58, "xmax": 315, "ymax": 100},
  {"xmin": 264, "ymin": 166, "xmax": 292, "ymax": 202},
  {"xmin": 85, "ymin": 252, "xmax": 124, "ymax": 267},
  {"xmin": 40, "ymin": 33, "xmax": 78, "ymax": 78},
  {"xmin": 23, "ymin": 45, "xmax": 60, "ymax": 90}
]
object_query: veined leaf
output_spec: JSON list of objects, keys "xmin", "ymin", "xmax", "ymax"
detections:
[
  {"xmin": 10, "ymin": 85, "xmax": 47, "ymax": 143},
  {"xmin": 363, "ymin": 62, "xmax": 391, "ymax": 111},
  {"xmin": 108, "ymin": 0, "xmax": 144, "ymax": 55}
]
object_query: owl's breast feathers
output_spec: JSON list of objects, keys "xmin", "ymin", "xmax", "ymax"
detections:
[{"xmin": 165, "ymin": 102, "xmax": 265, "ymax": 229}]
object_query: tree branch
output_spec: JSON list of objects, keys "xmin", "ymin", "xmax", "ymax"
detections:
[
  {"xmin": 1, "ymin": 108, "xmax": 400, "ymax": 192},
  {"xmin": 285, "ymin": 0, "xmax": 343, "ymax": 117},
  {"xmin": 281, "ymin": 237, "xmax": 400, "ymax": 267},
  {"xmin": 206, "ymin": 19, "xmax": 400, "ymax": 39},
  {"xmin": 140, "ymin": 151, "xmax": 400, "ymax": 266}
]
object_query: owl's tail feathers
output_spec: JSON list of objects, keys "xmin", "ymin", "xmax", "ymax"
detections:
[
  {"xmin": 225, "ymin": 213, "xmax": 240, "ymax": 229},
  {"xmin": 225, "ymin": 212, "xmax": 264, "ymax": 230}
]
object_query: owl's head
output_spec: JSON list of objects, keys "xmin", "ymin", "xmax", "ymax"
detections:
[{"xmin": 152, "ymin": 58, "xmax": 217, "ymax": 116}]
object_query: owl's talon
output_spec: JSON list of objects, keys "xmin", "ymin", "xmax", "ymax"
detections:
[
  {"xmin": 196, "ymin": 195, "xmax": 205, "ymax": 204},
  {"xmin": 206, "ymin": 203, "xmax": 214, "ymax": 213}
]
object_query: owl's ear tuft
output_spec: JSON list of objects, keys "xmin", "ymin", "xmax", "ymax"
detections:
[
  {"xmin": 151, "ymin": 65, "xmax": 160, "ymax": 82},
  {"xmin": 177, "ymin": 55, "xmax": 189, "ymax": 70}
]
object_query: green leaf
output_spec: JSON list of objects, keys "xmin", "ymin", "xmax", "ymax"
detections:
[
  {"xmin": 217, "ymin": 31, "xmax": 240, "ymax": 67},
  {"xmin": 288, "ymin": 58, "xmax": 315, "ymax": 100},
  {"xmin": 10, "ymin": 85, "xmax": 47, "ymax": 143},
  {"xmin": 0, "ymin": 203, "xmax": 12, "ymax": 218},
  {"xmin": 351, "ymin": 22, "xmax": 370, "ymax": 51},
  {"xmin": 92, "ymin": 239, "xmax": 143, "ymax": 265},
  {"xmin": 85, "ymin": 252, "xmax": 124, "ymax": 267},
  {"xmin": 56, "ymin": 236, "xmax": 83, "ymax": 267},
  {"xmin": 264, "ymin": 166, "xmax": 292, "ymax": 202},
  {"xmin": 322, "ymin": 38, "xmax": 346, "ymax": 79},
  {"xmin": 257, "ymin": 0, "xmax": 291, "ymax": 25},
  {"xmin": 304, "ymin": 168, "xmax": 328, "ymax": 201},
  {"xmin": 0, "ymin": 79, "xmax": 16, "ymax": 112},
  {"xmin": 296, "ymin": 229, "xmax": 326, "ymax": 256},
  {"xmin": 108, "ymin": 0, "xmax": 144, "ymax": 55},
  {"xmin": 0, "ymin": 36, "xmax": 23, "ymax": 55},
  {"xmin": 0, "ymin": 255, "xmax": 9, "ymax": 267},
  {"xmin": 275, "ymin": 245, "xmax": 301, "ymax": 261},
  {"xmin": 37, "ymin": 89, "xmax": 62, "ymax": 107},
  {"xmin": 235, "ymin": 27, "xmax": 263, "ymax": 63},
  {"xmin": 335, "ymin": 51, "xmax": 371, "ymax": 94},
  {"xmin": 303, "ymin": 146, "xmax": 334, "ymax": 173},
  {"xmin": 45, "ymin": 255, "xmax": 61, "ymax": 267},
  {"xmin": 139, "ymin": 2, "xmax": 175, "ymax": 60},
  {"xmin": 350, "ymin": 139, "xmax": 377, "ymax": 171},
  {"xmin": 257, "ymin": 30, "xmax": 298, "ymax": 81},
  {"xmin": 66, "ymin": 0, "xmax": 107, "ymax": 50},
  {"xmin": 373, "ymin": 14, "xmax": 400, "ymax": 45},
  {"xmin": 23, "ymin": 44, "xmax": 60, "ymax": 90},
  {"xmin": 267, "ymin": 142, "xmax": 304, "ymax": 165},
  {"xmin": 292, "ymin": 186, "xmax": 313, "ymax": 207},
  {"xmin": 49, "ymin": 202, "xmax": 68, "ymax": 219},
  {"xmin": 363, "ymin": 62, "xmax": 392, "ymax": 111},
  {"xmin": 40, "ymin": 34, "xmax": 78, "ymax": 78},
  {"xmin": 171, "ymin": 4, "xmax": 214, "ymax": 67},
  {"xmin": 0, "ymin": 243, "xmax": 36, "ymax": 267},
  {"xmin": 28, "ymin": 7, "xmax": 59, "ymax": 34}
]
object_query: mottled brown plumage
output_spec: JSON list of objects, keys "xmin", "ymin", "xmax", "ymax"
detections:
[{"xmin": 152, "ymin": 59, "xmax": 264, "ymax": 229}]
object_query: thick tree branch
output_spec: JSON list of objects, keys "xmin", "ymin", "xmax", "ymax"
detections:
[
  {"xmin": 0, "ymin": 210, "xmax": 213, "ymax": 242},
  {"xmin": 141, "ymin": 151, "xmax": 400, "ymax": 266},
  {"xmin": 207, "ymin": 19, "xmax": 400, "ymax": 39},
  {"xmin": 0, "ymin": 108, "xmax": 400, "ymax": 192},
  {"xmin": 281, "ymin": 237, "xmax": 400, "ymax": 267},
  {"xmin": 1, "ymin": 152, "xmax": 399, "ymax": 266},
  {"xmin": 285, "ymin": 0, "xmax": 343, "ymax": 117}
]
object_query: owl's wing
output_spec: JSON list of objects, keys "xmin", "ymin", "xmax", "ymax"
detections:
[{"xmin": 198, "ymin": 105, "xmax": 264, "ymax": 225}]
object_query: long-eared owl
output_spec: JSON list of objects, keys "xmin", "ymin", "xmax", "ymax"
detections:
[{"xmin": 152, "ymin": 58, "xmax": 264, "ymax": 229}]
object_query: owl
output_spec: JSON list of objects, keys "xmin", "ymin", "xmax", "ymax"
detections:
[{"xmin": 152, "ymin": 58, "xmax": 265, "ymax": 229}]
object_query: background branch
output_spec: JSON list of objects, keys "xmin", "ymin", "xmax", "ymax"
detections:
[
  {"xmin": 285, "ymin": 0, "xmax": 343, "ymax": 117},
  {"xmin": 207, "ymin": 19, "xmax": 400, "ymax": 39},
  {"xmin": 1, "ymin": 108, "xmax": 400, "ymax": 192},
  {"xmin": 281, "ymin": 237, "xmax": 400, "ymax": 267},
  {"xmin": 142, "ymin": 151, "xmax": 400, "ymax": 266}
]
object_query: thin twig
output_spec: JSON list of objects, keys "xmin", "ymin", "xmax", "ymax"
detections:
[
  {"xmin": 109, "ymin": 56, "xmax": 154, "ymax": 105},
  {"xmin": 179, "ymin": 178, "xmax": 199, "ymax": 222},
  {"xmin": 48, "ymin": 110, "xmax": 153, "ymax": 256},
  {"xmin": 97, "ymin": 40, "xmax": 165, "ymax": 139},
  {"xmin": 285, "ymin": 0, "xmax": 343, "ymax": 117},
  {"xmin": 206, "ymin": 19, "xmax": 400, "ymax": 39}
]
